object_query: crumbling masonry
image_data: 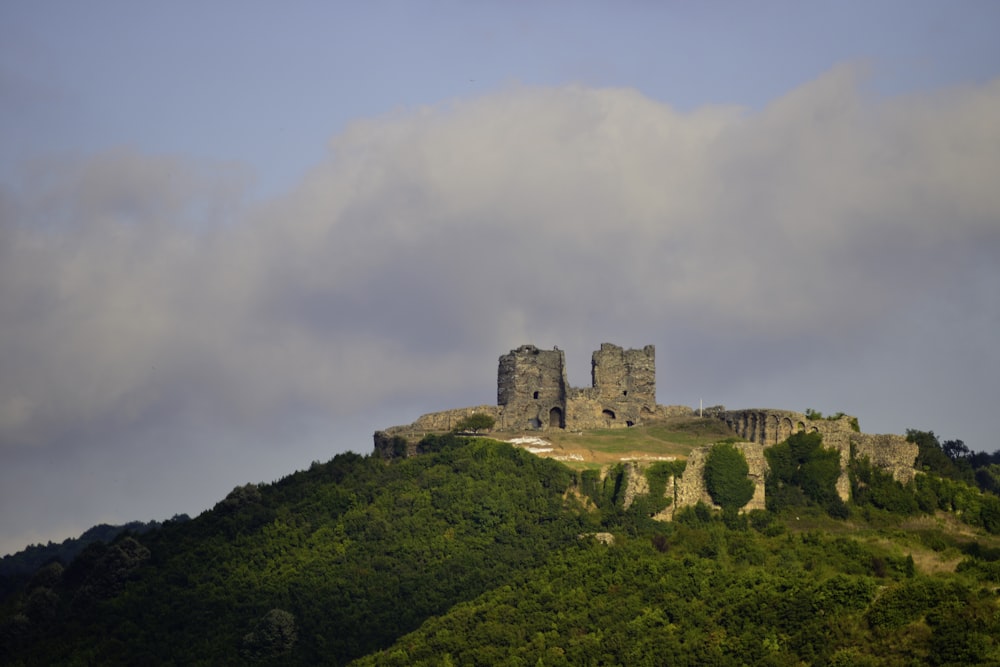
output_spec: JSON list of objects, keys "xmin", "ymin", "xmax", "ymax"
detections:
[{"xmin": 497, "ymin": 343, "xmax": 659, "ymax": 431}]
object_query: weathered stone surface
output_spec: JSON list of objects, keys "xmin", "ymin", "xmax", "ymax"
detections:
[
  {"xmin": 410, "ymin": 406, "xmax": 500, "ymax": 433},
  {"xmin": 497, "ymin": 345, "xmax": 568, "ymax": 430},
  {"xmin": 674, "ymin": 447, "xmax": 712, "ymax": 512},
  {"xmin": 852, "ymin": 433, "xmax": 918, "ymax": 484},
  {"xmin": 620, "ymin": 462, "xmax": 650, "ymax": 511},
  {"xmin": 673, "ymin": 442, "xmax": 767, "ymax": 516},
  {"xmin": 494, "ymin": 343, "xmax": 660, "ymax": 431},
  {"xmin": 590, "ymin": 343, "xmax": 657, "ymax": 424},
  {"xmin": 373, "ymin": 430, "xmax": 417, "ymax": 459}
]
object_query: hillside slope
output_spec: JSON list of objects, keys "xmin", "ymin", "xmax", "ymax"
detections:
[
  {"xmin": 0, "ymin": 438, "xmax": 587, "ymax": 665},
  {"xmin": 1, "ymin": 433, "xmax": 999, "ymax": 665}
]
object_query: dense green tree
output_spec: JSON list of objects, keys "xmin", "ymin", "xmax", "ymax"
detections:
[
  {"xmin": 240, "ymin": 608, "xmax": 297, "ymax": 660},
  {"xmin": 851, "ymin": 456, "xmax": 919, "ymax": 515},
  {"xmin": 975, "ymin": 464, "xmax": 1000, "ymax": 495},
  {"xmin": 703, "ymin": 442, "xmax": 755, "ymax": 512},
  {"xmin": 908, "ymin": 429, "xmax": 974, "ymax": 483},
  {"xmin": 452, "ymin": 413, "xmax": 496, "ymax": 433},
  {"xmin": 765, "ymin": 431, "xmax": 842, "ymax": 513}
]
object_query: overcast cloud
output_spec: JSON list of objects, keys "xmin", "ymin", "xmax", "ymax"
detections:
[{"xmin": 2, "ymin": 35, "xmax": 999, "ymax": 554}]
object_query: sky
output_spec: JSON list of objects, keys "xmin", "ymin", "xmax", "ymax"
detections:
[{"xmin": 1, "ymin": 1, "xmax": 999, "ymax": 556}]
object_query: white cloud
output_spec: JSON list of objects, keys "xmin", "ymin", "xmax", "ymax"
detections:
[{"xmin": 1, "ymin": 66, "xmax": 998, "ymax": 456}]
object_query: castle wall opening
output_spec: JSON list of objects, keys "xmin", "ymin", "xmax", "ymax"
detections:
[{"xmin": 549, "ymin": 407, "xmax": 564, "ymax": 429}]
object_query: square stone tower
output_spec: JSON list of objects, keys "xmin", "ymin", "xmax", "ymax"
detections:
[
  {"xmin": 590, "ymin": 343, "xmax": 657, "ymax": 423},
  {"xmin": 497, "ymin": 345, "xmax": 568, "ymax": 429}
]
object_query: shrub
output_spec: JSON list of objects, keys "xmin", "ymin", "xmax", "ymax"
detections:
[
  {"xmin": 704, "ymin": 443, "xmax": 755, "ymax": 512},
  {"xmin": 452, "ymin": 413, "xmax": 496, "ymax": 434},
  {"xmin": 765, "ymin": 432, "xmax": 841, "ymax": 513}
]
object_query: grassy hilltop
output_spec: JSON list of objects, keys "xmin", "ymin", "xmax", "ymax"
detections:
[{"xmin": 507, "ymin": 415, "xmax": 735, "ymax": 469}]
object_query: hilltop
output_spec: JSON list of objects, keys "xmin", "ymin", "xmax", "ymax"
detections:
[
  {"xmin": 1, "ymin": 423, "xmax": 1000, "ymax": 663},
  {"xmin": 1, "ymin": 429, "xmax": 998, "ymax": 665},
  {"xmin": 3, "ymin": 344, "xmax": 1000, "ymax": 663}
]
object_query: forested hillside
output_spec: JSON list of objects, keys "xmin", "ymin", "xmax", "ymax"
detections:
[
  {"xmin": 0, "ymin": 519, "xmax": 184, "ymax": 600},
  {"xmin": 2, "ymin": 432, "xmax": 999, "ymax": 665}
]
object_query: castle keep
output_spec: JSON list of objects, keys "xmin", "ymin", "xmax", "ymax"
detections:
[{"xmin": 496, "ymin": 343, "xmax": 658, "ymax": 431}]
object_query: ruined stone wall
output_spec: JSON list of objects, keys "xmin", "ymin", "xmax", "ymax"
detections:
[
  {"xmin": 567, "ymin": 343, "xmax": 658, "ymax": 429},
  {"xmin": 673, "ymin": 442, "xmax": 767, "ymax": 516},
  {"xmin": 717, "ymin": 409, "xmax": 815, "ymax": 446},
  {"xmin": 407, "ymin": 405, "xmax": 500, "ymax": 433},
  {"xmin": 373, "ymin": 430, "xmax": 419, "ymax": 459},
  {"xmin": 851, "ymin": 433, "xmax": 918, "ymax": 484},
  {"xmin": 374, "ymin": 405, "xmax": 501, "ymax": 457},
  {"xmin": 565, "ymin": 390, "xmax": 619, "ymax": 430},
  {"xmin": 619, "ymin": 462, "xmax": 651, "ymax": 511},
  {"xmin": 716, "ymin": 409, "xmax": 855, "ymax": 501},
  {"xmin": 496, "ymin": 343, "xmax": 659, "ymax": 431},
  {"xmin": 712, "ymin": 409, "xmax": 921, "ymax": 502},
  {"xmin": 652, "ymin": 405, "xmax": 696, "ymax": 420},
  {"xmin": 674, "ymin": 447, "xmax": 712, "ymax": 512}
]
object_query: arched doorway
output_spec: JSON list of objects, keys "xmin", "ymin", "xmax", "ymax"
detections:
[{"xmin": 549, "ymin": 407, "xmax": 564, "ymax": 429}]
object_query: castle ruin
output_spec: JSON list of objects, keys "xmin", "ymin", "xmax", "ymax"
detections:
[
  {"xmin": 378, "ymin": 343, "xmax": 684, "ymax": 436},
  {"xmin": 374, "ymin": 343, "xmax": 919, "ymax": 517},
  {"xmin": 497, "ymin": 343, "xmax": 659, "ymax": 431}
]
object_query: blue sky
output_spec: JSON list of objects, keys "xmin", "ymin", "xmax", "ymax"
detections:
[{"xmin": 2, "ymin": 1, "xmax": 999, "ymax": 555}]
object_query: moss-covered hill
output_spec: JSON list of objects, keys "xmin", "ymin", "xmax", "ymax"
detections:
[{"xmin": 1, "ymin": 433, "xmax": 999, "ymax": 666}]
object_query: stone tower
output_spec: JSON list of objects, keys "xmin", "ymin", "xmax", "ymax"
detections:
[
  {"xmin": 497, "ymin": 345, "xmax": 568, "ymax": 429},
  {"xmin": 590, "ymin": 343, "xmax": 657, "ymax": 426},
  {"xmin": 592, "ymin": 343, "xmax": 656, "ymax": 404}
]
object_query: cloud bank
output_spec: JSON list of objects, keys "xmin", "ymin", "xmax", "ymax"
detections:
[{"xmin": 2, "ymin": 66, "xmax": 999, "ymax": 552}]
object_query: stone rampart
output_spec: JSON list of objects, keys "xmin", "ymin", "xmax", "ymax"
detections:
[
  {"xmin": 673, "ymin": 442, "xmax": 767, "ymax": 516},
  {"xmin": 712, "ymin": 408, "xmax": 918, "ymax": 500},
  {"xmin": 851, "ymin": 433, "xmax": 918, "ymax": 484},
  {"xmin": 408, "ymin": 405, "xmax": 500, "ymax": 433},
  {"xmin": 715, "ymin": 409, "xmax": 856, "ymax": 500}
]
